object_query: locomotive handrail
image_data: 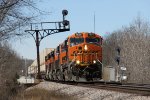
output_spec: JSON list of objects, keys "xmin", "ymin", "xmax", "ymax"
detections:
[{"xmin": 96, "ymin": 59, "xmax": 103, "ymax": 80}]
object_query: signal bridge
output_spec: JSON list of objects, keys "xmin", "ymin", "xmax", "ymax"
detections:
[{"xmin": 25, "ymin": 10, "xmax": 70, "ymax": 79}]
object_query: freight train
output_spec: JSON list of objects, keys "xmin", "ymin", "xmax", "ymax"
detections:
[
  {"xmin": 44, "ymin": 32, "xmax": 102, "ymax": 81},
  {"xmin": 28, "ymin": 32, "xmax": 127, "ymax": 82}
]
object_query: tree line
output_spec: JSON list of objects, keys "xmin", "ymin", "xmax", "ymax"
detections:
[
  {"xmin": 103, "ymin": 17, "xmax": 150, "ymax": 84},
  {"xmin": 0, "ymin": 0, "xmax": 36, "ymax": 99}
]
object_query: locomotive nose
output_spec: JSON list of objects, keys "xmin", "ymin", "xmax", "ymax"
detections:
[
  {"xmin": 75, "ymin": 43, "xmax": 101, "ymax": 65},
  {"xmin": 78, "ymin": 44, "xmax": 88, "ymax": 51}
]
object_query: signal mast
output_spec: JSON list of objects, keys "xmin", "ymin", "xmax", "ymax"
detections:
[{"xmin": 25, "ymin": 10, "xmax": 70, "ymax": 79}]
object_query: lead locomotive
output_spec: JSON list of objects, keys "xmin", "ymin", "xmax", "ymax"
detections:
[{"xmin": 45, "ymin": 32, "xmax": 102, "ymax": 81}]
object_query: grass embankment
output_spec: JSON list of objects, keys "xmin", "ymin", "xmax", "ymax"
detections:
[{"xmin": 13, "ymin": 88, "xmax": 76, "ymax": 100}]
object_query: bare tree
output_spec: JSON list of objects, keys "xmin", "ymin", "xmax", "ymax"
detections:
[
  {"xmin": 0, "ymin": 0, "xmax": 42, "ymax": 99},
  {"xmin": 0, "ymin": 0, "xmax": 40, "ymax": 41}
]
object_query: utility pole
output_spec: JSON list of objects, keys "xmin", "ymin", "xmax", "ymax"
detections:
[
  {"xmin": 94, "ymin": 12, "xmax": 95, "ymax": 33},
  {"xmin": 25, "ymin": 58, "xmax": 27, "ymax": 76},
  {"xmin": 25, "ymin": 10, "xmax": 70, "ymax": 79}
]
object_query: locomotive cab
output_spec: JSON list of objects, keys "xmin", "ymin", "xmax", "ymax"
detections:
[{"xmin": 68, "ymin": 32, "xmax": 102, "ymax": 81}]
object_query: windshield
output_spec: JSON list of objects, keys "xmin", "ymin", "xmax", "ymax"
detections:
[
  {"xmin": 86, "ymin": 38, "xmax": 100, "ymax": 43},
  {"xmin": 70, "ymin": 38, "xmax": 84, "ymax": 47}
]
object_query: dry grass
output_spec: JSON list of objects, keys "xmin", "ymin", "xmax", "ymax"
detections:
[{"xmin": 12, "ymin": 88, "xmax": 76, "ymax": 100}]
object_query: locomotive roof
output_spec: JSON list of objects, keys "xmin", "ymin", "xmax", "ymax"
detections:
[
  {"xmin": 68, "ymin": 32, "xmax": 102, "ymax": 38},
  {"xmin": 46, "ymin": 32, "xmax": 102, "ymax": 57}
]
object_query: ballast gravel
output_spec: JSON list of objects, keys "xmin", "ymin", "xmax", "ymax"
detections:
[{"xmin": 26, "ymin": 82, "xmax": 150, "ymax": 100}]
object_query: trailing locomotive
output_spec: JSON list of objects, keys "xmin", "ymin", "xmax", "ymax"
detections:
[{"xmin": 45, "ymin": 32, "xmax": 103, "ymax": 81}]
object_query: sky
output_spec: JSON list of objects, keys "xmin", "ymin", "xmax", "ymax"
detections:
[{"xmin": 12, "ymin": 0, "xmax": 150, "ymax": 60}]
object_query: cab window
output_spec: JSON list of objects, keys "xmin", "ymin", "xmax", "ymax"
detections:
[
  {"xmin": 70, "ymin": 38, "xmax": 84, "ymax": 47},
  {"xmin": 61, "ymin": 39, "xmax": 68, "ymax": 52},
  {"xmin": 56, "ymin": 46, "xmax": 60, "ymax": 54},
  {"xmin": 61, "ymin": 44, "xmax": 66, "ymax": 52},
  {"xmin": 86, "ymin": 38, "xmax": 100, "ymax": 44}
]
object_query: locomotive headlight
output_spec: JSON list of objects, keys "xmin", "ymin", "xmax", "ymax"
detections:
[
  {"xmin": 76, "ymin": 60, "xmax": 80, "ymax": 64},
  {"xmin": 122, "ymin": 76, "xmax": 127, "ymax": 80},
  {"xmin": 93, "ymin": 60, "xmax": 96, "ymax": 64},
  {"xmin": 84, "ymin": 45, "xmax": 88, "ymax": 51}
]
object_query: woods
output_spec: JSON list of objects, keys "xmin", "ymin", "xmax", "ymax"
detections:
[
  {"xmin": 103, "ymin": 17, "xmax": 150, "ymax": 84},
  {"xmin": 0, "ymin": 42, "xmax": 21, "ymax": 99},
  {"xmin": 0, "ymin": 0, "xmax": 37, "ymax": 99}
]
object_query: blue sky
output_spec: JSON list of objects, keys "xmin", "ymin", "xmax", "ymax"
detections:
[{"xmin": 12, "ymin": 0, "xmax": 150, "ymax": 59}]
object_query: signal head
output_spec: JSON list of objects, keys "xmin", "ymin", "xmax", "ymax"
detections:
[
  {"xmin": 63, "ymin": 20, "xmax": 69, "ymax": 26},
  {"xmin": 62, "ymin": 10, "xmax": 68, "ymax": 16}
]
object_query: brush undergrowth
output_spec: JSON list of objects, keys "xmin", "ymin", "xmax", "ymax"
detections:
[{"xmin": 11, "ymin": 88, "xmax": 76, "ymax": 100}]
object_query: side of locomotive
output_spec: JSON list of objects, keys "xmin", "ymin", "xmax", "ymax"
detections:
[{"xmin": 45, "ymin": 32, "xmax": 103, "ymax": 81}]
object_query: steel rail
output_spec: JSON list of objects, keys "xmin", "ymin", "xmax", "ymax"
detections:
[{"xmin": 46, "ymin": 80, "xmax": 150, "ymax": 96}]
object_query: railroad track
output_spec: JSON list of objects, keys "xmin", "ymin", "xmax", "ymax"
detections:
[
  {"xmin": 79, "ymin": 83, "xmax": 150, "ymax": 96},
  {"xmin": 48, "ymin": 80, "xmax": 150, "ymax": 96}
]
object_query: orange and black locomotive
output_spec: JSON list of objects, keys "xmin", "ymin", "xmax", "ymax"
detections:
[{"xmin": 45, "ymin": 32, "xmax": 102, "ymax": 81}]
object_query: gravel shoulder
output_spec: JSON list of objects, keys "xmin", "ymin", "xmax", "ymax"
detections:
[{"xmin": 26, "ymin": 82, "xmax": 150, "ymax": 100}]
